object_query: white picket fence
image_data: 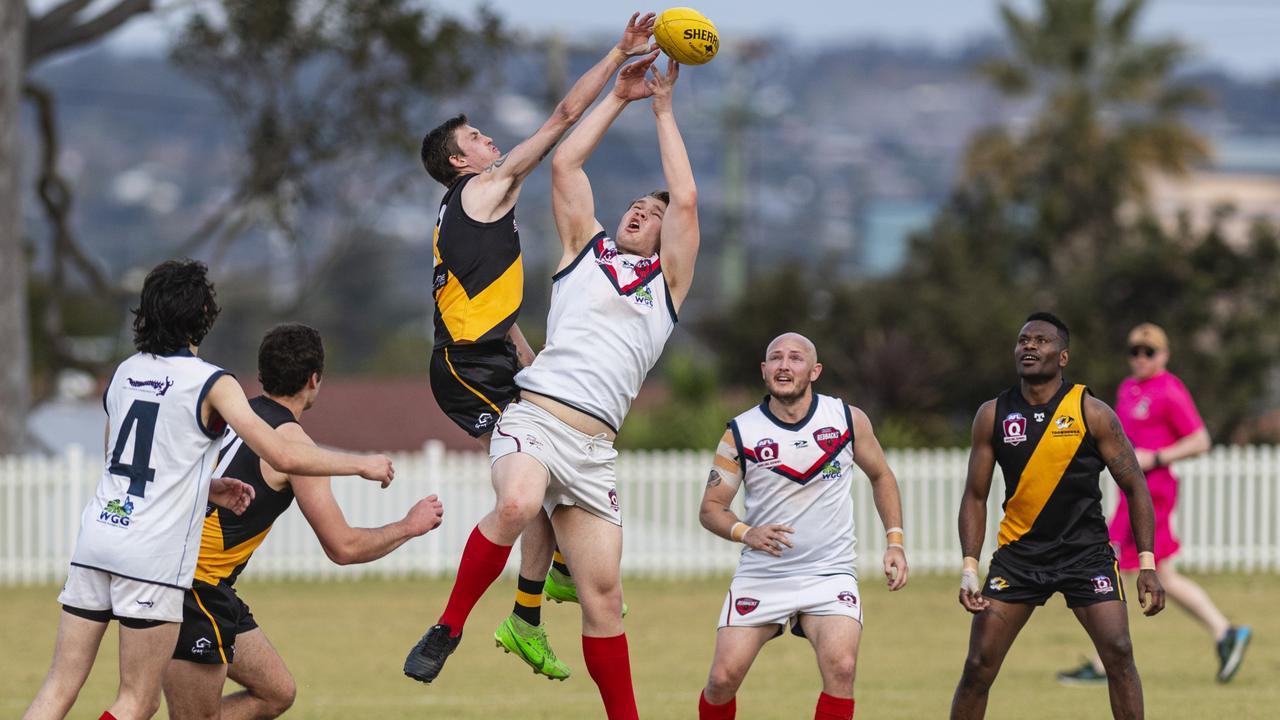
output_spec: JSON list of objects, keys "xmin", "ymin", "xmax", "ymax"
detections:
[{"xmin": 2, "ymin": 443, "xmax": 1278, "ymax": 585}]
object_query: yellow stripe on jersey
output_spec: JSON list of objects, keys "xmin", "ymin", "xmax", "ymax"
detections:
[
  {"xmin": 191, "ymin": 586, "xmax": 228, "ymax": 663},
  {"xmin": 998, "ymin": 384, "xmax": 1088, "ymax": 546},
  {"xmin": 194, "ymin": 512, "xmax": 274, "ymax": 586},
  {"xmin": 434, "ymin": 257, "xmax": 524, "ymax": 344}
]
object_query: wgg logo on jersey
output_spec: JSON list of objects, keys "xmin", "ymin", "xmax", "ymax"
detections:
[
  {"xmin": 98, "ymin": 497, "xmax": 135, "ymax": 528},
  {"xmin": 820, "ymin": 459, "xmax": 842, "ymax": 481},
  {"xmin": 632, "ymin": 285, "xmax": 655, "ymax": 309}
]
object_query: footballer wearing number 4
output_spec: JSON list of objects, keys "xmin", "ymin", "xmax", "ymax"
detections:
[
  {"xmin": 696, "ymin": 333, "xmax": 908, "ymax": 720},
  {"xmin": 24, "ymin": 260, "xmax": 394, "ymax": 720}
]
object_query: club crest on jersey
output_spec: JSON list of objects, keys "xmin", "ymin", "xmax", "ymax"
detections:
[
  {"xmin": 754, "ymin": 438, "xmax": 781, "ymax": 467},
  {"xmin": 596, "ymin": 246, "xmax": 618, "ymax": 265},
  {"xmin": 820, "ymin": 459, "xmax": 842, "ymax": 481},
  {"xmin": 1002, "ymin": 413, "xmax": 1028, "ymax": 446},
  {"xmin": 632, "ymin": 285, "xmax": 655, "ymax": 309},
  {"xmin": 734, "ymin": 597, "xmax": 760, "ymax": 615},
  {"xmin": 836, "ymin": 591, "xmax": 858, "ymax": 608},
  {"xmin": 812, "ymin": 426, "xmax": 843, "ymax": 452},
  {"xmin": 989, "ymin": 576, "xmax": 1010, "ymax": 591},
  {"xmin": 608, "ymin": 487, "xmax": 620, "ymax": 513},
  {"xmin": 98, "ymin": 497, "xmax": 135, "ymax": 528},
  {"xmin": 634, "ymin": 257, "xmax": 653, "ymax": 274},
  {"xmin": 1051, "ymin": 414, "xmax": 1082, "ymax": 438},
  {"xmin": 1091, "ymin": 575, "xmax": 1115, "ymax": 594}
]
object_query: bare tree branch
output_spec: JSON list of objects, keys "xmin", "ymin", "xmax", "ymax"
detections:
[
  {"xmin": 28, "ymin": 0, "xmax": 96, "ymax": 36},
  {"xmin": 26, "ymin": 0, "xmax": 153, "ymax": 65}
]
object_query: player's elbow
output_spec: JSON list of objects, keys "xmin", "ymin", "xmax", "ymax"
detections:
[
  {"xmin": 258, "ymin": 442, "xmax": 294, "ymax": 475},
  {"xmin": 323, "ymin": 541, "xmax": 358, "ymax": 566},
  {"xmin": 672, "ymin": 184, "xmax": 697, "ymax": 208},
  {"xmin": 551, "ymin": 101, "xmax": 581, "ymax": 129},
  {"xmin": 698, "ymin": 504, "xmax": 720, "ymax": 532}
]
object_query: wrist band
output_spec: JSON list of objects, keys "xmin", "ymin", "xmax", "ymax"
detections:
[
  {"xmin": 885, "ymin": 527, "xmax": 904, "ymax": 546},
  {"xmin": 730, "ymin": 522, "xmax": 751, "ymax": 543},
  {"xmin": 608, "ymin": 47, "xmax": 628, "ymax": 64},
  {"xmin": 887, "ymin": 543, "xmax": 904, "ymax": 550},
  {"xmin": 1138, "ymin": 551, "xmax": 1156, "ymax": 571},
  {"xmin": 963, "ymin": 556, "xmax": 979, "ymax": 574}
]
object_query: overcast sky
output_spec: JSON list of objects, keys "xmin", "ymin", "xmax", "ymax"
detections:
[{"xmin": 96, "ymin": 0, "xmax": 1280, "ymax": 78}]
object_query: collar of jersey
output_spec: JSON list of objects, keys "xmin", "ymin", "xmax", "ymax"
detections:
[
  {"xmin": 593, "ymin": 234, "xmax": 662, "ymax": 296},
  {"xmin": 757, "ymin": 393, "xmax": 821, "ymax": 431}
]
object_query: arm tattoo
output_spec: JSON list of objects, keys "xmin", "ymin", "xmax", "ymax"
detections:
[
  {"xmin": 706, "ymin": 470, "xmax": 722, "ymax": 488},
  {"xmin": 485, "ymin": 155, "xmax": 509, "ymax": 173},
  {"xmin": 1104, "ymin": 411, "xmax": 1143, "ymax": 482}
]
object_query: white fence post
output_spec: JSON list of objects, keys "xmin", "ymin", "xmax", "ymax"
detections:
[{"xmin": 2, "ymin": 445, "xmax": 1277, "ymax": 584}]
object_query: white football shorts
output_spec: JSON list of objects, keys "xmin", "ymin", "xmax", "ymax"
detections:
[
  {"xmin": 489, "ymin": 400, "xmax": 622, "ymax": 526},
  {"xmin": 58, "ymin": 564, "xmax": 184, "ymax": 623},
  {"xmin": 718, "ymin": 573, "xmax": 863, "ymax": 635}
]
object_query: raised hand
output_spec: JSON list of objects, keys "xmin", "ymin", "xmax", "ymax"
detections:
[
  {"xmin": 646, "ymin": 57, "xmax": 680, "ymax": 114},
  {"xmin": 613, "ymin": 51, "xmax": 659, "ymax": 101},
  {"xmin": 618, "ymin": 11, "xmax": 658, "ymax": 56},
  {"xmin": 209, "ymin": 477, "xmax": 255, "ymax": 515}
]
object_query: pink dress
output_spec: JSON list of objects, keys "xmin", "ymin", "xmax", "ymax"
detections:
[{"xmin": 1108, "ymin": 371, "xmax": 1205, "ymax": 569}]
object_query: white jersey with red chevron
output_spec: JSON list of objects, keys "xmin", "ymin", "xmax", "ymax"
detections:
[
  {"xmin": 69, "ymin": 350, "xmax": 229, "ymax": 588},
  {"xmin": 516, "ymin": 232, "xmax": 676, "ymax": 432},
  {"xmin": 729, "ymin": 393, "xmax": 858, "ymax": 578}
]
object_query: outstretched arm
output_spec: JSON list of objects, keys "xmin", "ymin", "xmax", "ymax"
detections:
[
  {"xmin": 275, "ymin": 423, "xmax": 443, "ymax": 565},
  {"xmin": 648, "ymin": 59, "xmax": 699, "ymax": 309},
  {"xmin": 958, "ymin": 400, "xmax": 997, "ymax": 613},
  {"xmin": 849, "ymin": 406, "xmax": 908, "ymax": 591},
  {"xmin": 552, "ymin": 52, "xmax": 660, "ymax": 257},
  {"xmin": 476, "ymin": 13, "xmax": 655, "ymax": 207},
  {"xmin": 1085, "ymin": 395, "xmax": 1166, "ymax": 617},
  {"xmin": 206, "ymin": 375, "xmax": 393, "ymax": 485}
]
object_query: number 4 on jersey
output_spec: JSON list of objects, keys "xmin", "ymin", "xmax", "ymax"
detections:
[{"xmin": 109, "ymin": 400, "xmax": 159, "ymax": 498}]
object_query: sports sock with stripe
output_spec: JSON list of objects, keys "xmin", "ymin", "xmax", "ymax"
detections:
[
  {"xmin": 552, "ymin": 550, "xmax": 571, "ymax": 577},
  {"xmin": 512, "ymin": 575, "xmax": 544, "ymax": 626}
]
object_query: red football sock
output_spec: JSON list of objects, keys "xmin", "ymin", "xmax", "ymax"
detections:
[
  {"xmin": 437, "ymin": 525, "xmax": 512, "ymax": 636},
  {"xmin": 99, "ymin": 713, "xmax": 119, "ymax": 720},
  {"xmin": 699, "ymin": 689, "xmax": 737, "ymax": 719},
  {"xmin": 582, "ymin": 633, "xmax": 638, "ymax": 720},
  {"xmin": 815, "ymin": 692, "xmax": 854, "ymax": 720}
]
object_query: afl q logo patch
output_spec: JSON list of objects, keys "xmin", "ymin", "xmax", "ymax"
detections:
[
  {"xmin": 734, "ymin": 597, "xmax": 760, "ymax": 615},
  {"xmin": 1002, "ymin": 413, "xmax": 1028, "ymax": 446},
  {"xmin": 754, "ymin": 438, "xmax": 780, "ymax": 467}
]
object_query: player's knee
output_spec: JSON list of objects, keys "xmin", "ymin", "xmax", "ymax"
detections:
[
  {"xmin": 959, "ymin": 654, "xmax": 997, "ymax": 689},
  {"xmin": 262, "ymin": 676, "xmax": 296, "ymax": 718},
  {"xmin": 823, "ymin": 654, "xmax": 858, "ymax": 687},
  {"xmin": 581, "ymin": 583, "xmax": 624, "ymax": 620},
  {"xmin": 494, "ymin": 495, "xmax": 539, "ymax": 530},
  {"xmin": 1096, "ymin": 633, "xmax": 1134, "ymax": 664},
  {"xmin": 705, "ymin": 665, "xmax": 744, "ymax": 700}
]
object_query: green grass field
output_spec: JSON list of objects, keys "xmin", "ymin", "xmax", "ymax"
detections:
[{"xmin": 4, "ymin": 573, "xmax": 1276, "ymax": 718}]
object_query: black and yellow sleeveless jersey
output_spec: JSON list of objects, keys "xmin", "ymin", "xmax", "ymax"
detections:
[
  {"xmin": 194, "ymin": 396, "xmax": 297, "ymax": 587},
  {"xmin": 431, "ymin": 173, "xmax": 524, "ymax": 350},
  {"xmin": 990, "ymin": 382, "xmax": 1110, "ymax": 568}
]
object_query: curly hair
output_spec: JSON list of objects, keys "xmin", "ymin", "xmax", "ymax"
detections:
[
  {"xmin": 421, "ymin": 113, "xmax": 469, "ymax": 186},
  {"xmin": 258, "ymin": 323, "xmax": 325, "ymax": 397},
  {"xmin": 132, "ymin": 259, "xmax": 221, "ymax": 355}
]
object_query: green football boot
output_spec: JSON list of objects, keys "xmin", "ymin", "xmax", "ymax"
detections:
[
  {"xmin": 544, "ymin": 568, "xmax": 628, "ymax": 617},
  {"xmin": 493, "ymin": 614, "xmax": 571, "ymax": 681}
]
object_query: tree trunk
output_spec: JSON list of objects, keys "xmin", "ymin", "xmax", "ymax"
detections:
[{"xmin": 0, "ymin": 0, "xmax": 31, "ymax": 454}]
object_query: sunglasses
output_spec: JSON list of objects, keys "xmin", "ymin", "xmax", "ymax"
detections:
[{"xmin": 1128, "ymin": 346, "xmax": 1157, "ymax": 358}]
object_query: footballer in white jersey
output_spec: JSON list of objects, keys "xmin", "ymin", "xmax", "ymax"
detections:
[
  {"xmin": 695, "ymin": 333, "xmax": 909, "ymax": 720},
  {"xmin": 27, "ymin": 260, "xmax": 394, "ymax": 720}
]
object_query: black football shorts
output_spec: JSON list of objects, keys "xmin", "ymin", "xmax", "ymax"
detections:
[
  {"xmin": 430, "ymin": 340, "xmax": 520, "ymax": 438},
  {"xmin": 982, "ymin": 547, "xmax": 1125, "ymax": 608}
]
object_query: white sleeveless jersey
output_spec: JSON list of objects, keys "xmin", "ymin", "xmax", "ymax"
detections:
[
  {"xmin": 516, "ymin": 232, "xmax": 676, "ymax": 431},
  {"xmin": 730, "ymin": 393, "xmax": 858, "ymax": 578},
  {"xmin": 70, "ymin": 350, "xmax": 229, "ymax": 588}
]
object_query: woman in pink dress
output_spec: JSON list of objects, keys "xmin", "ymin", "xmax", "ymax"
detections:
[{"xmin": 1057, "ymin": 323, "xmax": 1251, "ymax": 685}]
